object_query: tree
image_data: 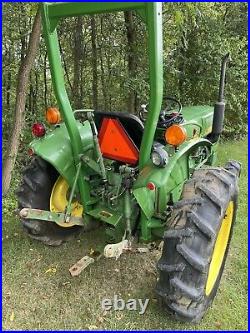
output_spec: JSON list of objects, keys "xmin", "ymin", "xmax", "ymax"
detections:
[
  {"xmin": 124, "ymin": 11, "xmax": 137, "ymax": 113},
  {"xmin": 72, "ymin": 17, "xmax": 83, "ymax": 109},
  {"xmin": 91, "ymin": 16, "xmax": 98, "ymax": 110},
  {"xmin": 2, "ymin": 9, "xmax": 41, "ymax": 196},
  {"xmin": 1, "ymin": 3, "xmax": 248, "ymax": 196}
]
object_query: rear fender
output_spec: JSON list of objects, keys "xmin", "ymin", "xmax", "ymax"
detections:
[
  {"xmin": 29, "ymin": 120, "xmax": 94, "ymax": 187},
  {"xmin": 133, "ymin": 138, "xmax": 214, "ymax": 218}
]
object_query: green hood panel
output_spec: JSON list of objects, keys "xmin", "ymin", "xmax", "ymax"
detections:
[
  {"xmin": 182, "ymin": 105, "xmax": 214, "ymax": 137},
  {"xmin": 30, "ymin": 121, "xmax": 94, "ymax": 186}
]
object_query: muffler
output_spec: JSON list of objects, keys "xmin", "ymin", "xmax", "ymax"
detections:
[{"xmin": 210, "ymin": 53, "xmax": 231, "ymax": 143}]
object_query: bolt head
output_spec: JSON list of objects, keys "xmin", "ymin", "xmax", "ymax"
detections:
[{"xmin": 20, "ymin": 209, "xmax": 28, "ymax": 218}]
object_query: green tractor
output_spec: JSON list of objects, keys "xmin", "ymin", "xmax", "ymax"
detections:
[{"xmin": 17, "ymin": 2, "xmax": 241, "ymax": 323}]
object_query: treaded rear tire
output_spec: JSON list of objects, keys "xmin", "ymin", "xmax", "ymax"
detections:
[
  {"xmin": 155, "ymin": 160, "xmax": 241, "ymax": 323},
  {"xmin": 16, "ymin": 157, "xmax": 80, "ymax": 246}
]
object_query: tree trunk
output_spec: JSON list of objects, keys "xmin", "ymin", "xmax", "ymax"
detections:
[
  {"xmin": 72, "ymin": 17, "xmax": 83, "ymax": 109},
  {"xmin": 34, "ymin": 67, "xmax": 39, "ymax": 112},
  {"xmin": 124, "ymin": 11, "xmax": 137, "ymax": 114},
  {"xmin": 100, "ymin": 49, "xmax": 108, "ymax": 110},
  {"xmin": 6, "ymin": 50, "xmax": 11, "ymax": 113},
  {"xmin": 178, "ymin": 30, "xmax": 187, "ymax": 98},
  {"xmin": 99, "ymin": 18, "xmax": 108, "ymax": 110},
  {"xmin": 59, "ymin": 40, "xmax": 74, "ymax": 95},
  {"xmin": 29, "ymin": 75, "xmax": 33, "ymax": 114},
  {"xmin": 2, "ymin": 9, "xmax": 41, "ymax": 196},
  {"xmin": 91, "ymin": 16, "xmax": 98, "ymax": 110},
  {"xmin": 44, "ymin": 52, "xmax": 48, "ymax": 107}
]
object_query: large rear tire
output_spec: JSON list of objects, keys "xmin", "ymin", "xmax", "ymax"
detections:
[
  {"xmin": 155, "ymin": 161, "xmax": 241, "ymax": 323},
  {"xmin": 16, "ymin": 157, "xmax": 81, "ymax": 246}
]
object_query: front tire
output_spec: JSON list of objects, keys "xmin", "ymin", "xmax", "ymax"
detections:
[
  {"xmin": 155, "ymin": 161, "xmax": 241, "ymax": 322},
  {"xmin": 16, "ymin": 157, "xmax": 80, "ymax": 246}
]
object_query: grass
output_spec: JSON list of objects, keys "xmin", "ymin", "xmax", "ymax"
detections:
[{"xmin": 2, "ymin": 139, "xmax": 248, "ymax": 330}]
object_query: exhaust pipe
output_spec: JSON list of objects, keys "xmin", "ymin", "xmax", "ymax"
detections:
[{"xmin": 210, "ymin": 53, "xmax": 231, "ymax": 143}]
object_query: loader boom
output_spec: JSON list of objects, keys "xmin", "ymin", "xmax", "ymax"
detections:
[{"xmin": 41, "ymin": 2, "xmax": 163, "ymax": 173}]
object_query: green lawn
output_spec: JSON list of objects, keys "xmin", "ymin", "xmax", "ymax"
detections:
[{"xmin": 2, "ymin": 139, "xmax": 248, "ymax": 330}]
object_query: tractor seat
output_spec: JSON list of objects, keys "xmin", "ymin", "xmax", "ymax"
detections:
[{"xmin": 94, "ymin": 111, "xmax": 144, "ymax": 149}]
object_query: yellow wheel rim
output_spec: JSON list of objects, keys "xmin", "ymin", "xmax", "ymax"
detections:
[
  {"xmin": 205, "ymin": 201, "xmax": 234, "ymax": 296},
  {"xmin": 50, "ymin": 176, "xmax": 83, "ymax": 227}
]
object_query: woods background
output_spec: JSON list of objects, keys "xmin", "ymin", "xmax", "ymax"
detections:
[
  {"xmin": 1, "ymin": 3, "xmax": 248, "ymax": 330},
  {"xmin": 2, "ymin": 2, "xmax": 248, "ymax": 186}
]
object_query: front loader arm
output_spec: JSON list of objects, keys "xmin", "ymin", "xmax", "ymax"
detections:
[
  {"xmin": 41, "ymin": 1, "xmax": 163, "ymax": 175},
  {"xmin": 41, "ymin": 5, "xmax": 92, "ymax": 211}
]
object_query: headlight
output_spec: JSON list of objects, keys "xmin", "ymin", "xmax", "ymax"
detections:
[
  {"xmin": 151, "ymin": 151, "xmax": 162, "ymax": 166},
  {"xmin": 151, "ymin": 146, "xmax": 169, "ymax": 167}
]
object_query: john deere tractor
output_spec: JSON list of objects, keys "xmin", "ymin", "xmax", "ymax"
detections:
[{"xmin": 17, "ymin": 2, "xmax": 241, "ymax": 323}]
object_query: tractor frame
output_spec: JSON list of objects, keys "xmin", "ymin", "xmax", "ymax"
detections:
[{"xmin": 21, "ymin": 2, "xmax": 221, "ymax": 243}]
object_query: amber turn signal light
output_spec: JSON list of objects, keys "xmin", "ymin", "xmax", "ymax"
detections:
[
  {"xmin": 165, "ymin": 124, "xmax": 187, "ymax": 146},
  {"xmin": 45, "ymin": 107, "xmax": 61, "ymax": 125}
]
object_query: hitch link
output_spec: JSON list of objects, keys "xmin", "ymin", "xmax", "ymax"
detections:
[{"xmin": 65, "ymin": 161, "xmax": 82, "ymax": 223}]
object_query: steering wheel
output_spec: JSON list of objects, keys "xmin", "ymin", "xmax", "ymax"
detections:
[
  {"xmin": 159, "ymin": 97, "xmax": 182, "ymax": 120},
  {"xmin": 139, "ymin": 97, "xmax": 182, "ymax": 125}
]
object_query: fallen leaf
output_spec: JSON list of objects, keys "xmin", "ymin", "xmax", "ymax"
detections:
[
  {"xmin": 26, "ymin": 262, "xmax": 33, "ymax": 269},
  {"xmin": 10, "ymin": 311, "xmax": 15, "ymax": 322},
  {"xmin": 89, "ymin": 248, "xmax": 95, "ymax": 255},
  {"xmin": 5, "ymin": 292, "xmax": 11, "ymax": 300},
  {"xmin": 97, "ymin": 316, "xmax": 104, "ymax": 323},
  {"xmin": 116, "ymin": 313, "xmax": 123, "ymax": 320},
  {"xmin": 62, "ymin": 281, "xmax": 70, "ymax": 286},
  {"xmin": 88, "ymin": 325, "xmax": 98, "ymax": 330},
  {"xmin": 215, "ymin": 322, "xmax": 221, "ymax": 328},
  {"xmin": 45, "ymin": 267, "xmax": 57, "ymax": 274}
]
